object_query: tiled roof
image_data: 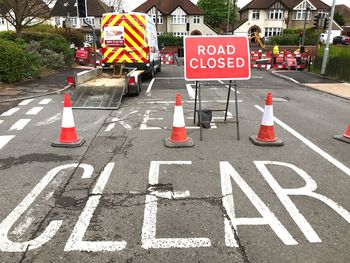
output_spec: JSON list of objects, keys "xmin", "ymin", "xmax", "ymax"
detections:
[
  {"xmin": 133, "ymin": 0, "xmax": 204, "ymax": 15},
  {"xmin": 50, "ymin": 0, "xmax": 112, "ymax": 17},
  {"xmin": 241, "ymin": 0, "xmax": 329, "ymax": 11},
  {"xmin": 335, "ymin": 4, "xmax": 350, "ymax": 19}
]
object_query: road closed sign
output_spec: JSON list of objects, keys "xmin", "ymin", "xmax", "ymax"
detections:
[{"xmin": 184, "ymin": 36, "xmax": 251, "ymax": 80}]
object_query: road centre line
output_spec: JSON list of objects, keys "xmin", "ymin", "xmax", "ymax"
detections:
[
  {"xmin": 26, "ymin": 107, "xmax": 43, "ymax": 115},
  {"xmin": 1, "ymin": 108, "xmax": 20, "ymax": 117},
  {"xmin": 146, "ymin": 78, "xmax": 155, "ymax": 94},
  {"xmin": 255, "ymin": 105, "xmax": 350, "ymax": 176},
  {"xmin": 0, "ymin": 135, "xmax": 15, "ymax": 150},
  {"xmin": 19, "ymin": 99, "xmax": 34, "ymax": 106},
  {"xmin": 39, "ymin": 98, "xmax": 52, "ymax": 105},
  {"xmin": 9, "ymin": 119, "xmax": 31, "ymax": 131}
]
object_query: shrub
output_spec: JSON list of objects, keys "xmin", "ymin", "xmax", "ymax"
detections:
[
  {"xmin": 24, "ymin": 42, "xmax": 43, "ymax": 79},
  {"xmin": 158, "ymin": 33, "xmax": 183, "ymax": 47},
  {"xmin": 0, "ymin": 39, "xmax": 25, "ymax": 83},
  {"xmin": 266, "ymin": 28, "xmax": 322, "ymax": 46},
  {"xmin": 41, "ymin": 49, "xmax": 66, "ymax": 70}
]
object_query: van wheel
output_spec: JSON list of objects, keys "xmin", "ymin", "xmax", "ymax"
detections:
[
  {"xmin": 146, "ymin": 65, "xmax": 155, "ymax": 79},
  {"xmin": 156, "ymin": 62, "xmax": 161, "ymax": 72}
]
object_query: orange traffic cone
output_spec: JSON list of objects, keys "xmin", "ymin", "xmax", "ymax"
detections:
[
  {"xmin": 250, "ymin": 92, "xmax": 284, "ymax": 146},
  {"xmin": 164, "ymin": 93, "xmax": 194, "ymax": 148},
  {"xmin": 334, "ymin": 124, "xmax": 350, "ymax": 144},
  {"xmin": 52, "ymin": 93, "xmax": 85, "ymax": 147}
]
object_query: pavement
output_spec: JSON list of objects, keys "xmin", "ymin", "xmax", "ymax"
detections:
[{"xmin": 272, "ymin": 70, "xmax": 350, "ymax": 99}]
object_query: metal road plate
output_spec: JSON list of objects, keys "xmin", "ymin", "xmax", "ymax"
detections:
[{"xmin": 70, "ymin": 86, "xmax": 124, "ymax": 109}]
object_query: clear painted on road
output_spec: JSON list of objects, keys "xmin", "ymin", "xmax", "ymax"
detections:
[
  {"xmin": 146, "ymin": 78, "xmax": 155, "ymax": 94},
  {"xmin": 26, "ymin": 107, "xmax": 43, "ymax": 115},
  {"xmin": 0, "ymin": 120, "xmax": 3, "ymax": 125},
  {"xmin": 1, "ymin": 108, "xmax": 20, "ymax": 117},
  {"xmin": 39, "ymin": 99, "xmax": 52, "ymax": 105},
  {"xmin": 9, "ymin": 119, "xmax": 31, "ymax": 131},
  {"xmin": 18, "ymin": 99, "xmax": 34, "ymax": 106},
  {"xmin": 142, "ymin": 161, "xmax": 212, "ymax": 249},
  {"xmin": 0, "ymin": 135, "xmax": 15, "ymax": 150}
]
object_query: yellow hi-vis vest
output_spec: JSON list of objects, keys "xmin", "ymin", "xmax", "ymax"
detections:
[{"xmin": 273, "ymin": 45, "xmax": 279, "ymax": 55}]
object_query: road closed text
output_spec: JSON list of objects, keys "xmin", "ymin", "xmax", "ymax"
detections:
[{"xmin": 189, "ymin": 45, "xmax": 246, "ymax": 69}]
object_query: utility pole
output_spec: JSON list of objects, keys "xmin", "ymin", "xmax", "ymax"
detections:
[
  {"xmin": 232, "ymin": 0, "xmax": 236, "ymax": 35},
  {"xmin": 300, "ymin": 7, "xmax": 310, "ymax": 53},
  {"xmin": 321, "ymin": 0, "xmax": 336, "ymax": 76},
  {"xmin": 227, "ymin": 0, "xmax": 231, "ymax": 33}
]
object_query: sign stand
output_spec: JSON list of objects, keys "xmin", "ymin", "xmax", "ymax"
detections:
[{"xmin": 193, "ymin": 80, "xmax": 240, "ymax": 141}]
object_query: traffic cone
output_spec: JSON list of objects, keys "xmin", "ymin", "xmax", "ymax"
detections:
[
  {"xmin": 52, "ymin": 93, "xmax": 85, "ymax": 148},
  {"xmin": 334, "ymin": 124, "xmax": 350, "ymax": 144},
  {"xmin": 164, "ymin": 93, "xmax": 194, "ymax": 148},
  {"xmin": 250, "ymin": 92, "xmax": 284, "ymax": 147}
]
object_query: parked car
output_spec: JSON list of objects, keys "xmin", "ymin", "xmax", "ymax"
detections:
[{"xmin": 333, "ymin": 36, "xmax": 349, "ymax": 45}]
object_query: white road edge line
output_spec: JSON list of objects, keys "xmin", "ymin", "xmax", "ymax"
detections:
[
  {"xmin": 26, "ymin": 107, "xmax": 43, "ymax": 115},
  {"xmin": 255, "ymin": 105, "xmax": 350, "ymax": 176},
  {"xmin": 10, "ymin": 119, "xmax": 31, "ymax": 131},
  {"xmin": 39, "ymin": 99, "xmax": 52, "ymax": 105},
  {"xmin": 0, "ymin": 135, "xmax": 15, "ymax": 150},
  {"xmin": 218, "ymin": 80, "xmax": 240, "ymax": 94},
  {"xmin": 272, "ymin": 71, "xmax": 301, "ymax": 84},
  {"xmin": 146, "ymin": 78, "xmax": 155, "ymax": 94},
  {"xmin": 1, "ymin": 108, "xmax": 20, "ymax": 117},
  {"xmin": 186, "ymin": 84, "xmax": 195, "ymax": 99}
]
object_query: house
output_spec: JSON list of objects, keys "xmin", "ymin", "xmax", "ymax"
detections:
[
  {"xmin": 133, "ymin": 0, "xmax": 217, "ymax": 36},
  {"xmin": 335, "ymin": 4, "xmax": 350, "ymax": 36},
  {"xmin": 50, "ymin": 0, "xmax": 112, "ymax": 42},
  {"xmin": 235, "ymin": 0, "xmax": 331, "ymax": 37}
]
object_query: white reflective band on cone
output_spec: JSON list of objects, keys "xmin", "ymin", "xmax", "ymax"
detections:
[
  {"xmin": 62, "ymin": 107, "xmax": 75, "ymax": 128},
  {"xmin": 173, "ymin": 106, "xmax": 185, "ymax": 127},
  {"xmin": 261, "ymin": 105, "xmax": 274, "ymax": 126}
]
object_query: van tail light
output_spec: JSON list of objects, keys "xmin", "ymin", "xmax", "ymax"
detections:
[{"xmin": 128, "ymin": 76, "xmax": 136, "ymax": 86}]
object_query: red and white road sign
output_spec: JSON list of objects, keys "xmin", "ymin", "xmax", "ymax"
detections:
[{"xmin": 184, "ymin": 36, "xmax": 251, "ymax": 81}]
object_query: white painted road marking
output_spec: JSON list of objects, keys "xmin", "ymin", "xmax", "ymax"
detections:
[
  {"xmin": 1, "ymin": 108, "xmax": 20, "ymax": 117},
  {"xmin": 9, "ymin": 119, "xmax": 31, "ymax": 131},
  {"xmin": 255, "ymin": 105, "xmax": 350, "ymax": 177},
  {"xmin": 0, "ymin": 120, "xmax": 3, "ymax": 125},
  {"xmin": 186, "ymin": 84, "xmax": 196, "ymax": 99},
  {"xmin": 142, "ymin": 161, "xmax": 211, "ymax": 249},
  {"xmin": 220, "ymin": 161, "xmax": 298, "ymax": 246},
  {"xmin": 105, "ymin": 110, "xmax": 138, "ymax": 132},
  {"xmin": 26, "ymin": 107, "xmax": 43, "ymax": 115},
  {"xmin": 218, "ymin": 80, "xmax": 240, "ymax": 94},
  {"xmin": 146, "ymin": 78, "xmax": 155, "ymax": 94},
  {"xmin": 19, "ymin": 99, "xmax": 34, "ymax": 106},
  {"xmin": 39, "ymin": 98, "xmax": 52, "ymax": 105},
  {"xmin": 0, "ymin": 164, "xmax": 93, "ymax": 252},
  {"xmin": 140, "ymin": 110, "xmax": 165, "ymax": 130},
  {"xmin": 35, "ymin": 113, "xmax": 61, "ymax": 127},
  {"xmin": 65, "ymin": 163, "xmax": 127, "ymax": 252},
  {"xmin": 0, "ymin": 135, "xmax": 15, "ymax": 150}
]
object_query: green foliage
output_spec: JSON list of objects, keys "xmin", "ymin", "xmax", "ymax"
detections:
[
  {"xmin": 197, "ymin": 0, "xmax": 237, "ymax": 28},
  {"xmin": 334, "ymin": 11, "xmax": 345, "ymax": 26},
  {"xmin": 158, "ymin": 33, "xmax": 183, "ymax": 47},
  {"xmin": 0, "ymin": 39, "xmax": 25, "ymax": 83},
  {"xmin": 311, "ymin": 46, "xmax": 350, "ymax": 81},
  {"xmin": 266, "ymin": 28, "xmax": 321, "ymax": 45},
  {"xmin": 41, "ymin": 49, "xmax": 66, "ymax": 70}
]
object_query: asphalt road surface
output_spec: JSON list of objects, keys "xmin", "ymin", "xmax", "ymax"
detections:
[{"xmin": 0, "ymin": 65, "xmax": 349, "ymax": 263}]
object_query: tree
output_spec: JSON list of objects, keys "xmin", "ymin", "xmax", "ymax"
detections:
[
  {"xmin": 0, "ymin": 0, "xmax": 52, "ymax": 37},
  {"xmin": 197, "ymin": 0, "xmax": 237, "ymax": 30},
  {"xmin": 334, "ymin": 11, "xmax": 345, "ymax": 26},
  {"xmin": 102, "ymin": 0, "xmax": 124, "ymax": 12}
]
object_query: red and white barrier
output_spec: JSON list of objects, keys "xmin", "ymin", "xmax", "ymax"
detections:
[{"xmin": 161, "ymin": 52, "xmax": 175, "ymax": 65}]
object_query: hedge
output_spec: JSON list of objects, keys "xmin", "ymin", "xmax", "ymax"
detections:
[
  {"xmin": 158, "ymin": 33, "xmax": 183, "ymax": 47},
  {"xmin": 266, "ymin": 28, "xmax": 322, "ymax": 46},
  {"xmin": 311, "ymin": 46, "xmax": 350, "ymax": 81},
  {"xmin": 0, "ymin": 39, "xmax": 26, "ymax": 83}
]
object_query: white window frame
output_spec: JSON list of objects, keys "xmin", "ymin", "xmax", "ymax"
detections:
[
  {"xmin": 71, "ymin": 17, "xmax": 78, "ymax": 27},
  {"xmin": 173, "ymin": 32, "xmax": 187, "ymax": 37},
  {"xmin": 54, "ymin": 17, "xmax": 61, "ymax": 26},
  {"xmin": 268, "ymin": 9, "xmax": 283, "ymax": 20},
  {"xmin": 318, "ymin": 10, "xmax": 328, "ymax": 19},
  {"xmin": 0, "ymin": 17, "xmax": 5, "ymax": 25},
  {"xmin": 171, "ymin": 7, "xmax": 187, "ymax": 24},
  {"xmin": 292, "ymin": 10, "xmax": 311, "ymax": 20},
  {"xmin": 84, "ymin": 33, "xmax": 93, "ymax": 42},
  {"xmin": 264, "ymin": 27, "xmax": 283, "ymax": 37},
  {"xmin": 193, "ymin": 15, "xmax": 200, "ymax": 24},
  {"xmin": 82, "ymin": 17, "xmax": 95, "ymax": 26},
  {"xmin": 147, "ymin": 7, "xmax": 163, "ymax": 24},
  {"xmin": 252, "ymin": 10, "xmax": 260, "ymax": 20}
]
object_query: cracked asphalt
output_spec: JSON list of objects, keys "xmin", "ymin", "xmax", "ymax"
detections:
[{"xmin": 0, "ymin": 65, "xmax": 350, "ymax": 262}]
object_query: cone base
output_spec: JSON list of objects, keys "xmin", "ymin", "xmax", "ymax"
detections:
[
  {"xmin": 334, "ymin": 135, "xmax": 350, "ymax": 144},
  {"xmin": 249, "ymin": 135, "xmax": 284, "ymax": 147},
  {"xmin": 52, "ymin": 138, "xmax": 85, "ymax": 148},
  {"xmin": 164, "ymin": 137, "xmax": 194, "ymax": 148}
]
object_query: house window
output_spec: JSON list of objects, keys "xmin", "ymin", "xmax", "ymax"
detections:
[
  {"xmin": 83, "ymin": 17, "xmax": 95, "ymax": 26},
  {"xmin": 173, "ymin": 32, "xmax": 187, "ymax": 37},
  {"xmin": 264, "ymin": 27, "xmax": 283, "ymax": 37},
  {"xmin": 292, "ymin": 10, "xmax": 311, "ymax": 20},
  {"xmin": 84, "ymin": 33, "xmax": 93, "ymax": 42},
  {"xmin": 193, "ymin": 16, "xmax": 200, "ymax": 24},
  {"xmin": 252, "ymin": 10, "xmax": 260, "ymax": 20},
  {"xmin": 71, "ymin": 17, "xmax": 78, "ymax": 27},
  {"xmin": 171, "ymin": 7, "xmax": 187, "ymax": 24},
  {"xmin": 318, "ymin": 10, "xmax": 328, "ymax": 19},
  {"xmin": 54, "ymin": 17, "xmax": 61, "ymax": 26},
  {"xmin": 0, "ymin": 17, "xmax": 5, "ymax": 25},
  {"xmin": 268, "ymin": 9, "xmax": 283, "ymax": 20},
  {"xmin": 157, "ymin": 32, "xmax": 163, "ymax": 36},
  {"xmin": 147, "ymin": 7, "xmax": 163, "ymax": 24}
]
